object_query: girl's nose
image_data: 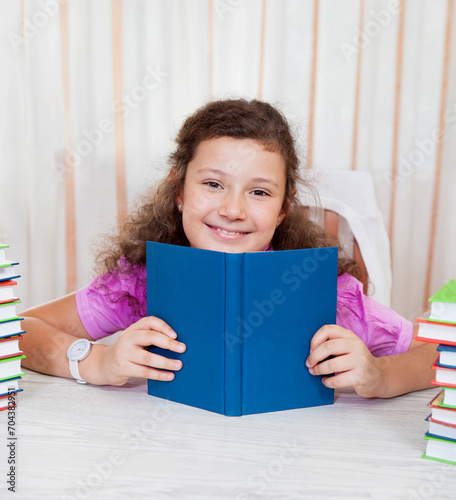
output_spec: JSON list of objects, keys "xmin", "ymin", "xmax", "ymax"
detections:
[{"xmin": 218, "ymin": 191, "xmax": 246, "ymax": 220}]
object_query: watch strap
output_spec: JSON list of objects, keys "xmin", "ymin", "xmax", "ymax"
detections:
[{"xmin": 69, "ymin": 358, "xmax": 87, "ymax": 384}]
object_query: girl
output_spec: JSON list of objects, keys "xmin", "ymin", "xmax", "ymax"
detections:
[{"xmin": 20, "ymin": 99, "xmax": 437, "ymax": 398}]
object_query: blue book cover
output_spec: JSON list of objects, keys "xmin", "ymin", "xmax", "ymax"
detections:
[
  {"xmin": 147, "ymin": 241, "xmax": 337, "ymax": 416},
  {"xmin": 438, "ymin": 345, "xmax": 456, "ymax": 353}
]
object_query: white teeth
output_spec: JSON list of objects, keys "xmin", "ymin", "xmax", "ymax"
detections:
[{"xmin": 216, "ymin": 228, "xmax": 243, "ymax": 236}]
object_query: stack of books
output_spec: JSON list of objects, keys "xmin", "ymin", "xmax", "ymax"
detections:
[
  {"xmin": 415, "ymin": 279, "xmax": 456, "ymax": 464},
  {"xmin": 0, "ymin": 244, "xmax": 26, "ymax": 412}
]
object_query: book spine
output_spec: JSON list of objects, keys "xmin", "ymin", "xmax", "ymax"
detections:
[{"xmin": 224, "ymin": 253, "xmax": 243, "ymax": 416}]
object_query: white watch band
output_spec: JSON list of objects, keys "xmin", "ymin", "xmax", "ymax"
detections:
[{"xmin": 69, "ymin": 358, "xmax": 87, "ymax": 384}]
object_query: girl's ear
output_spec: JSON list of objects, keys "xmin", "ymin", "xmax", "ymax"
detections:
[
  {"xmin": 277, "ymin": 199, "xmax": 291, "ymax": 226},
  {"xmin": 171, "ymin": 167, "xmax": 185, "ymax": 210},
  {"xmin": 174, "ymin": 170, "xmax": 183, "ymax": 209},
  {"xmin": 176, "ymin": 191, "xmax": 183, "ymax": 210},
  {"xmin": 169, "ymin": 167, "xmax": 178, "ymax": 182},
  {"xmin": 277, "ymin": 189, "xmax": 296, "ymax": 225}
]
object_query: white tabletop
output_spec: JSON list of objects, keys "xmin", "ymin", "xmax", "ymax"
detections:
[{"xmin": 2, "ymin": 369, "xmax": 455, "ymax": 500}]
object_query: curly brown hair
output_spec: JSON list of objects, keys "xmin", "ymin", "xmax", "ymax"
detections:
[{"xmin": 96, "ymin": 99, "xmax": 363, "ymax": 288}]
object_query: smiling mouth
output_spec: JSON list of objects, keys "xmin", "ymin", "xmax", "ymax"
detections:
[{"xmin": 206, "ymin": 224, "xmax": 250, "ymax": 237}]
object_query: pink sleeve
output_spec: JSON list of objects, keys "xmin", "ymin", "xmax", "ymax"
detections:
[
  {"xmin": 336, "ymin": 273, "xmax": 413, "ymax": 356},
  {"xmin": 75, "ymin": 262, "xmax": 147, "ymax": 340}
]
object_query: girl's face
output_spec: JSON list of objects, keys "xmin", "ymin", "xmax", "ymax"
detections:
[{"xmin": 176, "ymin": 137, "xmax": 288, "ymax": 253}]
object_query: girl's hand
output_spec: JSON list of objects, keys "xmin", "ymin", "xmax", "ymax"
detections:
[
  {"xmin": 80, "ymin": 316, "xmax": 186, "ymax": 386},
  {"xmin": 306, "ymin": 325, "xmax": 384, "ymax": 398}
]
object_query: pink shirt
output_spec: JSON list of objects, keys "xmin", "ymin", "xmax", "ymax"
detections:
[{"xmin": 75, "ymin": 263, "xmax": 413, "ymax": 357}]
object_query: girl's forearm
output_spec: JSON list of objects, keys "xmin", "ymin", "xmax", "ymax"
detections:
[
  {"xmin": 19, "ymin": 316, "xmax": 104, "ymax": 381},
  {"xmin": 374, "ymin": 342, "xmax": 438, "ymax": 398}
]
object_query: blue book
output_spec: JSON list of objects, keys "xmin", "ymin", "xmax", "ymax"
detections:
[
  {"xmin": 0, "ymin": 245, "xmax": 20, "ymax": 282},
  {"xmin": 437, "ymin": 345, "xmax": 456, "ymax": 369},
  {"xmin": 146, "ymin": 241, "xmax": 337, "ymax": 416}
]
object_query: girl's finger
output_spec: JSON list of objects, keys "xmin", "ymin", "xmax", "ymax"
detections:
[
  {"xmin": 306, "ymin": 337, "xmax": 358, "ymax": 368},
  {"xmin": 309, "ymin": 325, "xmax": 354, "ymax": 352},
  {"xmin": 132, "ymin": 316, "xmax": 178, "ymax": 339},
  {"xmin": 309, "ymin": 352, "xmax": 354, "ymax": 376},
  {"xmin": 319, "ymin": 370, "xmax": 354, "ymax": 390},
  {"xmin": 126, "ymin": 362, "xmax": 177, "ymax": 382},
  {"xmin": 133, "ymin": 349, "xmax": 183, "ymax": 372},
  {"xmin": 125, "ymin": 328, "xmax": 186, "ymax": 352}
]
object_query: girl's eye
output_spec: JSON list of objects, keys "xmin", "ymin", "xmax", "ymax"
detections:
[
  {"xmin": 251, "ymin": 189, "xmax": 269, "ymax": 196},
  {"xmin": 205, "ymin": 181, "xmax": 222, "ymax": 189}
]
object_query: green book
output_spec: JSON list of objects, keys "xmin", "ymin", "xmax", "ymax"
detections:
[
  {"xmin": 423, "ymin": 434, "xmax": 456, "ymax": 466},
  {"xmin": 429, "ymin": 279, "xmax": 456, "ymax": 324},
  {"xmin": 0, "ymin": 301, "xmax": 21, "ymax": 323},
  {"xmin": 0, "ymin": 355, "xmax": 26, "ymax": 383}
]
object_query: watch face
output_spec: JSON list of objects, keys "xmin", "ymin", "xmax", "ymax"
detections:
[{"xmin": 67, "ymin": 339, "xmax": 91, "ymax": 361}]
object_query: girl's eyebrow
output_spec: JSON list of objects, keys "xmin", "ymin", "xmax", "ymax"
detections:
[
  {"xmin": 196, "ymin": 168, "xmax": 226, "ymax": 177},
  {"xmin": 251, "ymin": 177, "xmax": 279, "ymax": 188},
  {"xmin": 197, "ymin": 168, "xmax": 279, "ymax": 188}
]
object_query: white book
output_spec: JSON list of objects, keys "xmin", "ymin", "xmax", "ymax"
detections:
[
  {"xmin": 0, "ymin": 319, "xmax": 24, "ymax": 337},
  {"xmin": 417, "ymin": 320, "xmax": 456, "ymax": 344},
  {"xmin": 0, "ymin": 355, "xmax": 25, "ymax": 381},
  {"xmin": 429, "ymin": 280, "xmax": 456, "ymax": 323},
  {"xmin": 438, "ymin": 346, "xmax": 456, "ymax": 368},
  {"xmin": 428, "ymin": 417, "xmax": 456, "ymax": 441},
  {"xmin": 429, "ymin": 392, "xmax": 456, "ymax": 426},
  {"xmin": 0, "ymin": 335, "xmax": 22, "ymax": 359},
  {"xmin": 0, "ymin": 398, "xmax": 13, "ymax": 411},
  {"xmin": 0, "ymin": 265, "xmax": 20, "ymax": 281},
  {"xmin": 431, "ymin": 302, "xmax": 456, "ymax": 323},
  {"xmin": 0, "ymin": 301, "xmax": 21, "ymax": 322},
  {"xmin": 0, "ymin": 244, "xmax": 19, "ymax": 270},
  {"xmin": 435, "ymin": 366, "xmax": 456, "ymax": 386},
  {"xmin": 0, "ymin": 245, "xmax": 10, "ymax": 266},
  {"xmin": 415, "ymin": 312, "xmax": 456, "ymax": 344},
  {"xmin": 0, "ymin": 280, "xmax": 18, "ymax": 303},
  {"xmin": 424, "ymin": 435, "xmax": 456, "ymax": 465},
  {"xmin": 443, "ymin": 388, "xmax": 456, "ymax": 407},
  {"xmin": 0, "ymin": 378, "xmax": 22, "ymax": 397}
]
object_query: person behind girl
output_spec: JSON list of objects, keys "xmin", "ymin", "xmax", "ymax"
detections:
[{"xmin": 20, "ymin": 99, "xmax": 437, "ymax": 398}]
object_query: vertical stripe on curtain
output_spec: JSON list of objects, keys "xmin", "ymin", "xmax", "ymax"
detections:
[
  {"xmin": 307, "ymin": 0, "xmax": 319, "ymax": 170},
  {"xmin": 59, "ymin": 0, "xmax": 77, "ymax": 293},
  {"xmin": 112, "ymin": 0, "xmax": 127, "ymax": 228},
  {"xmin": 424, "ymin": 0, "xmax": 455, "ymax": 308},
  {"xmin": 258, "ymin": 0, "xmax": 267, "ymax": 100},
  {"xmin": 351, "ymin": 0, "xmax": 365, "ymax": 172},
  {"xmin": 388, "ymin": 0, "xmax": 406, "ymax": 258},
  {"xmin": 208, "ymin": 0, "xmax": 213, "ymax": 100},
  {"xmin": 20, "ymin": 0, "xmax": 32, "ymax": 285}
]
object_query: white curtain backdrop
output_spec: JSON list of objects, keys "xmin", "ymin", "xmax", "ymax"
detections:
[{"xmin": 0, "ymin": 0, "xmax": 455, "ymax": 322}]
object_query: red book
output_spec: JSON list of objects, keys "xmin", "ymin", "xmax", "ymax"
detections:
[
  {"xmin": 428, "ymin": 391, "xmax": 456, "ymax": 426},
  {"xmin": 0, "ymin": 393, "xmax": 16, "ymax": 412},
  {"xmin": 426, "ymin": 414, "xmax": 456, "ymax": 441},
  {"xmin": 0, "ymin": 335, "xmax": 24, "ymax": 361},
  {"xmin": 415, "ymin": 312, "xmax": 456, "ymax": 346},
  {"xmin": 0, "ymin": 280, "xmax": 18, "ymax": 305},
  {"xmin": 0, "ymin": 300, "xmax": 21, "ymax": 322},
  {"xmin": 432, "ymin": 362, "xmax": 456, "ymax": 389}
]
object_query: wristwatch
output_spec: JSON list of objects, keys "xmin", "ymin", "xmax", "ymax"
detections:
[{"xmin": 66, "ymin": 339, "xmax": 94, "ymax": 384}]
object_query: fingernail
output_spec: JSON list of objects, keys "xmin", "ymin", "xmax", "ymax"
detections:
[
  {"xmin": 309, "ymin": 367, "xmax": 314, "ymax": 375},
  {"xmin": 305, "ymin": 359, "xmax": 310, "ymax": 367},
  {"xmin": 174, "ymin": 360, "xmax": 182, "ymax": 369}
]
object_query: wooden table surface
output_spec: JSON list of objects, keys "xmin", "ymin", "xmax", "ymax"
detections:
[{"xmin": 1, "ymin": 369, "xmax": 455, "ymax": 500}]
